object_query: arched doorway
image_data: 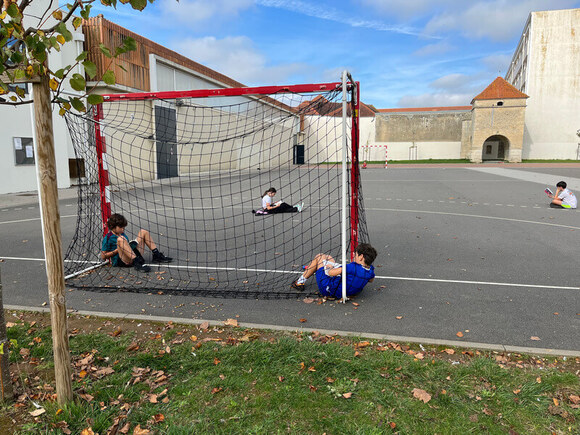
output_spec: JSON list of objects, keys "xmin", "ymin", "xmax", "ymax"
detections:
[{"xmin": 482, "ymin": 135, "xmax": 510, "ymax": 161}]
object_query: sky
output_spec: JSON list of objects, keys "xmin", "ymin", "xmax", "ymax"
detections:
[{"xmin": 90, "ymin": 0, "xmax": 580, "ymax": 109}]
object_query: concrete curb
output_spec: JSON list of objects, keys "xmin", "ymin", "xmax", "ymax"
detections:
[{"xmin": 5, "ymin": 305, "xmax": 580, "ymax": 358}]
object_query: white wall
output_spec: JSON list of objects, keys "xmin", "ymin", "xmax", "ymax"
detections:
[
  {"xmin": 0, "ymin": 0, "xmax": 84, "ymax": 194},
  {"xmin": 519, "ymin": 9, "xmax": 580, "ymax": 160},
  {"xmin": 370, "ymin": 142, "xmax": 461, "ymax": 161}
]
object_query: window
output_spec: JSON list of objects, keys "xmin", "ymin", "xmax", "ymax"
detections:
[
  {"xmin": 13, "ymin": 137, "xmax": 35, "ymax": 165},
  {"xmin": 496, "ymin": 101, "xmax": 504, "ymax": 106}
]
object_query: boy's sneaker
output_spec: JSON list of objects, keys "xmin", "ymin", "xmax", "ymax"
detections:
[
  {"xmin": 290, "ymin": 280, "xmax": 305, "ymax": 291},
  {"xmin": 133, "ymin": 256, "xmax": 151, "ymax": 273},
  {"xmin": 152, "ymin": 252, "xmax": 173, "ymax": 263},
  {"xmin": 296, "ymin": 202, "xmax": 304, "ymax": 212}
]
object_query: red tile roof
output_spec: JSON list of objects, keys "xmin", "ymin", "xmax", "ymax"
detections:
[
  {"xmin": 378, "ymin": 106, "xmax": 471, "ymax": 113},
  {"xmin": 296, "ymin": 96, "xmax": 377, "ymax": 117},
  {"xmin": 472, "ymin": 77, "xmax": 528, "ymax": 101}
]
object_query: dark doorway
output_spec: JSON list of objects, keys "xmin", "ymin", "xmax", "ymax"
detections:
[
  {"xmin": 482, "ymin": 135, "xmax": 509, "ymax": 161},
  {"xmin": 155, "ymin": 106, "xmax": 178, "ymax": 179}
]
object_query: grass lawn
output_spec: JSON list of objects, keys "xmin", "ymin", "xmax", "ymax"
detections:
[{"xmin": 1, "ymin": 310, "xmax": 579, "ymax": 434}]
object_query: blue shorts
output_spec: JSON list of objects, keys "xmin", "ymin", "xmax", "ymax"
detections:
[{"xmin": 315, "ymin": 267, "xmax": 340, "ymax": 297}]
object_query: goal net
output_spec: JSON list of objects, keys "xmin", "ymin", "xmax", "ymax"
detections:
[{"xmin": 63, "ymin": 75, "xmax": 368, "ymax": 298}]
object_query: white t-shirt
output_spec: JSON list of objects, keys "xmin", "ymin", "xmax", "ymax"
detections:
[
  {"xmin": 558, "ymin": 188, "xmax": 577, "ymax": 208},
  {"xmin": 262, "ymin": 195, "xmax": 273, "ymax": 209}
]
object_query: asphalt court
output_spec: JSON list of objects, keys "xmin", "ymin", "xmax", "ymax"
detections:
[{"xmin": 0, "ymin": 165, "xmax": 579, "ymax": 353}]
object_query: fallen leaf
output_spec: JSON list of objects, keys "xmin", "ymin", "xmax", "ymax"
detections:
[
  {"xmin": 29, "ymin": 408, "xmax": 46, "ymax": 417},
  {"xmin": 443, "ymin": 349, "xmax": 455, "ymax": 355},
  {"xmin": 278, "ymin": 376, "xmax": 285, "ymax": 382},
  {"xmin": 456, "ymin": 332, "xmax": 464, "ymax": 338},
  {"xmin": 80, "ymin": 429, "xmax": 94, "ymax": 435},
  {"xmin": 79, "ymin": 370, "xmax": 88, "ymax": 379},
  {"xmin": 132, "ymin": 425, "xmax": 151, "ymax": 435},
  {"xmin": 389, "ymin": 422, "xmax": 396, "ymax": 429},
  {"xmin": 199, "ymin": 321, "xmax": 209, "ymax": 330},
  {"xmin": 483, "ymin": 408, "xmax": 493, "ymax": 416},
  {"xmin": 569, "ymin": 394, "xmax": 580, "ymax": 404},
  {"xmin": 352, "ymin": 302, "xmax": 360, "ymax": 306},
  {"xmin": 224, "ymin": 319, "xmax": 238, "ymax": 327},
  {"xmin": 513, "ymin": 389, "xmax": 521, "ymax": 395},
  {"xmin": 536, "ymin": 376, "xmax": 542, "ymax": 383},
  {"xmin": 214, "ymin": 358, "xmax": 221, "ymax": 365},
  {"xmin": 530, "ymin": 336, "xmax": 541, "ymax": 341},
  {"xmin": 342, "ymin": 392, "xmax": 353, "ymax": 398},
  {"xmin": 303, "ymin": 298, "xmax": 315, "ymax": 304},
  {"xmin": 299, "ymin": 318, "xmax": 307, "ymax": 323},
  {"xmin": 211, "ymin": 387, "xmax": 223, "ymax": 394},
  {"xmin": 111, "ymin": 328, "xmax": 122, "ymax": 337},
  {"xmin": 553, "ymin": 398, "xmax": 559, "ymax": 406},
  {"xmin": 395, "ymin": 316, "xmax": 403, "ymax": 320},
  {"xmin": 153, "ymin": 414, "xmax": 165, "ymax": 424},
  {"xmin": 412, "ymin": 388, "xmax": 431, "ymax": 403}
]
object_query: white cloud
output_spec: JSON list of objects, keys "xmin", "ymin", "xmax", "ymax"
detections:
[
  {"xmin": 424, "ymin": 0, "xmax": 579, "ymax": 42},
  {"xmin": 481, "ymin": 54, "xmax": 513, "ymax": 75},
  {"xmin": 256, "ymin": 0, "xmax": 433, "ymax": 37},
  {"xmin": 397, "ymin": 92, "xmax": 474, "ymax": 107},
  {"xmin": 171, "ymin": 35, "xmax": 307, "ymax": 84},
  {"xmin": 159, "ymin": 0, "xmax": 254, "ymax": 24},
  {"xmin": 413, "ymin": 41, "xmax": 455, "ymax": 57}
]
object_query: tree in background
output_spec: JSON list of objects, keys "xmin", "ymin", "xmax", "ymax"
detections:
[{"xmin": 0, "ymin": 0, "xmax": 150, "ymax": 111}]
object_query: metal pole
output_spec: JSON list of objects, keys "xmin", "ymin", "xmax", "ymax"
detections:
[{"xmin": 341, "ymin": 71, "xmax": 348, "ymax": 302}]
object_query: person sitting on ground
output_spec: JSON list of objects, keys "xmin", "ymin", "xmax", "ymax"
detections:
[
  {"xmin": 254, "ymin": 187, "xmax": 303, "ymax": 214},
  {"xmin": 548, "ymin": 181, "xmax": 577, "ymax": 209},
  {"xmin": 291, "ymin": 243, "xmax": 377, "ymax": 299},
  {"xmin": 101, "ymin": 213, "xmax": 172, "ymax": 273}
]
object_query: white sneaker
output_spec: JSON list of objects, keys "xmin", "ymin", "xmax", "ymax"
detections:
[{"xmin": 297, "ymin": 202, "xmax": 304, "ymax": 212}]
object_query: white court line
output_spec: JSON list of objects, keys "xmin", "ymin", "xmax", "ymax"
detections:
[
  {"xmin": 376, "ymin": 275, "xmax": 579, "ymax": 291},
  {"xmin": 367, "ymin": 207, "xmax": 580, "ymax": 230},
  {"xmin": 0, "ymin": 214, "xmax": 79, "ymax": 225},
  {"xmin": 1, "ymin": 256, "xmax": 578, "ymax": 291}
]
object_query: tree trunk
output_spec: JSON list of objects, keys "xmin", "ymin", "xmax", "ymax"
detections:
[
  {"xmin": 33, "ymin": 75, "xmax": 73, "ymax": 404},
  {"xmin": 0, "ymin": 268, "xmax": 14, "ymax": 402}
]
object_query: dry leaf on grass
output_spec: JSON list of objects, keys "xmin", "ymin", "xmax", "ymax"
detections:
[
  {"xmin": 199, "ymin": 321, "xmax": 209, "ymax": 330},
  {"xmin": 342, "ymin": 392, "xmax": 353, "ymax": 398},
  {"xmin": 29, "ymin": 408, "xmax": 46, "ymax": 417},
  {"xmin": 132, "ymin": 425, "xmax": 151, "ymax": 435},
  {"xmin": 224, "ymin": 319, "xmax": 238, "ymax": 327},
  {"xmin": 412, "ymin": 388, "xmax": 431, "ymax": 403}
]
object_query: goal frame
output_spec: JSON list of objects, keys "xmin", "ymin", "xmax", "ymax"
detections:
[{"xmin": 90, "ymin": 78, "xmax": 362, "ymax": 296}]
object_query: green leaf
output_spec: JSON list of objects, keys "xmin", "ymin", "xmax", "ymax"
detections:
[
  {"xmin": 33, "ymin": 42, "xmax": 47, "ymax": 62},
  {"xmin": 123, "ymin": 37, "xmax": 137, "ymax": 52},
  {"xmin": 14, "ymin": 69, "xmax": 25, "ymax": 79},
  {"xmin": 80, "ymin": 5, "xmax": 92, "ymax": 20},
  {"xmin": 130, "ymin": 0, "xmax": 147, "ymax": 11},
  {"xmin": 102, "ymin": 70, "xmax": 115, "ymax": 85},
  {"xmin": 10, "ymin": 51, "xmax": 24, "ymax": 64},
  {"xmin": 69, "ymin": 73, "xmax": 86, "ymax": 91},
  {"xmin": 70, "ymin": 97, "xmax": 86, "ymax": 112},
  {"xmin": 56, "ymin": 22, "xmax": 73, "ymax": 42},
  {"xmin": 75, "ymin": 51, "xmax": 88, "ymax": 62},
  {"xmin": 0, "ymin": 342, "xmax": 4, "ymax": 355},
  {"xmin": 87, "ymin": 94, "xmax": 104, "ymax": 105},
  {"xmin": 6, "ymin": 3, "xmax": 20, "ymax": 18},
  {"xmin": 99, "ymin": 44, "xmax": 112, "ymax": 58},
  {"xmin": 54, "ymin": 68, "xmax": 65, "ymax": 79},
  {"xmin": 72, "ymin": 16, "xmax": 82, "ymax": 30},
  {"xmin": 82, "ymin": 60, "xmax": 97, "ymax": 79}
]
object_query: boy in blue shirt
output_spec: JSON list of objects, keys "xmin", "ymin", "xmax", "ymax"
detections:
[
  {"xmin": 101, "ymin": 213, "xmax": 172, "ymax": 273},
  {"xmin": 291, "ymin": 243, "xmax": 377, "ymax": 299}
]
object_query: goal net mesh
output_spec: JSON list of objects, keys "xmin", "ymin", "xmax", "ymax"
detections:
[{"xmin": 63, "ymin": 82, "xmax": 368, "ymax": 298}]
